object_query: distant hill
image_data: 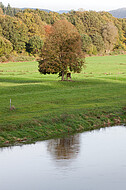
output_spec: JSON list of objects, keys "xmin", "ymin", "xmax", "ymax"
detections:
[
  {"xmin": 57, "ymin": 10, "xmax": 69, "ymax": 14},
  {"xmin": 109, "ymin": 8, "xmax": 126, "ymax": 18},
  {"xmin": 21, "ymin": 8, "xmax": 51, "ymax": 13},
  {"xmin": 22, "ymin": 8, "xmax": 70, "ymax": 14}
]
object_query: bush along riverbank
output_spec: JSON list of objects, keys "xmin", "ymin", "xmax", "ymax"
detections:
[{"xmin": 0, "ymin": 107, "xmax": 126, "ymax": 147}]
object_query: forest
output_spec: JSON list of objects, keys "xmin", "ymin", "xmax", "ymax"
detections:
[{"xmin": 0, "ymin": 2, "xmax": 126, "ymax": 62}]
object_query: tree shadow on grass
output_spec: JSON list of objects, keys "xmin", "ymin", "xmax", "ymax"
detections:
[
  {"xmin": 57, "ymin": 78, "xmax": 118, "ymax": 87},
  {"xmin": 0, "ymin": 77, "xmax": 44, "ymax": 84}
]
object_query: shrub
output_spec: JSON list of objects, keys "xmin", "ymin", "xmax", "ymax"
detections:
[
  {"xmin": 0, "ymin": 36, "xmax": 13, "ymax": 57},
  {"xmin": 0, "ymin": 56, "xmax": 7, "ymax": 62}
]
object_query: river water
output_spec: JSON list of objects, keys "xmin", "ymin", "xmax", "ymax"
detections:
[{"xmin": 0, "ymin": 126, "xmax": 126, "ymax": 190}]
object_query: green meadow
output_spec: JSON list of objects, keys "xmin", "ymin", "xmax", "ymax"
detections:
[{"xmin": 0, "ymin": 55, "xmax": 126, "ymax": 146}]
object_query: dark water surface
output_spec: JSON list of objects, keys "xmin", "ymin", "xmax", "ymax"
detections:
[{"xmin": 0, "ymin": 126, "xmax": 126, "ymax": 190}]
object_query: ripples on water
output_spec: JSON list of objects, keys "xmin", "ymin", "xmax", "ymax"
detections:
[{"xmin": 0, "ymin": 126, "xmax": 126, "ymax": 190}]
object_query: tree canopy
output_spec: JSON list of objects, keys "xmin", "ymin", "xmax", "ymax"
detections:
[
  {"xmin": 0, "ymin": 15, "xmax": 28, "ymax": 52},
  {"xmin": 26, "ymin": 35, "xmax": 44, "ymax": 55},
  {"xmin": 0, "ymin": 36, "xmax": 13, "ymax": 56},
  {"xmin": 0, "ymin": 2, "xmax": 126, "ymax": 61},
  {"xmin": 38, "ymin": 20, "xmax": 85, "ymax": 80}
]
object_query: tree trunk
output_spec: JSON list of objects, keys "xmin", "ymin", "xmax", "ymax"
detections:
[{"xmin": 61, "ymin": 71, "xmax": 65, "ymax": 81}]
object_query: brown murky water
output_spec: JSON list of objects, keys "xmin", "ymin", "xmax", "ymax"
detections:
[{"xmin": 0, "ymin": 126, "xmax": 126, "ymax": 190}]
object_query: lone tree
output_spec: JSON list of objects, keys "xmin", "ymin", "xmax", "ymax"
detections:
[{"xmin": 38, "ymin": 20, "xmax": 85, "ymax": 81}]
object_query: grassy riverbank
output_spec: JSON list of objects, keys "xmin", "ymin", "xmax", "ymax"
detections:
[{"xmin": 0, "ymin": 55, "xmax": 126, "ymax": 146}]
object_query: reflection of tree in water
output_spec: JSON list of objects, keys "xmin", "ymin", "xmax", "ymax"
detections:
[
  {"xmin": 47, "ymin": 134, "xmax": 80, "ymax": 160},
  {"xmin": 0, "ymin": 146, "xmax": 13, "ymax": 152}
]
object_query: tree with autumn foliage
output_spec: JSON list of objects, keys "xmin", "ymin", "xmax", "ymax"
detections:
[{"xmin": 38, "ymin": 20, "xmax": 85, "ymax": 81}]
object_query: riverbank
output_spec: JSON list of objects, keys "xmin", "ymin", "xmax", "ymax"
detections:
[
  {"xmin": 0, "ymin": 55, "xmax": 126, "ymax": 147},
  {"xmin": 0, "ymin": 107, "xmax": 126, "ymax": 147}
]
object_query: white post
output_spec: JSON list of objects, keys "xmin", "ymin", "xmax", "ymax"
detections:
[{"xmin": 10, "ymin": 99, "xmax": 11, "ymax": 109}]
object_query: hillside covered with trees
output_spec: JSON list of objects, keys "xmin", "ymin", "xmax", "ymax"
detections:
[{"xmin": 0, "ymin": 2, "xmax": 126, "ymax": 62}]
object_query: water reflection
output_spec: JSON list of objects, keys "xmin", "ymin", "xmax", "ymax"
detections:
[
  {"xmin": 1, "ymin": 126, "xmax": 126, "ymax": 190},
  {"xmin": 0, "ymin": 145, "xmax": 15, "ymax": 152},
  {"xmin": 47, "ymin": 134, "xmax": 80, "ymax": 160}
]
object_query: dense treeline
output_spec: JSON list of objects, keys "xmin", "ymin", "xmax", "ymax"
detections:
[
  {"xmin": 0, "ymin": 2, "xmax": 126, "ymax": 62},
  {"xmin": 0, "ymin": 2, "xmax": 22, "ymax": 16}
]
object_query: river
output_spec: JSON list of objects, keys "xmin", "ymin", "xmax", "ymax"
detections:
[{"xmin": 0, "ymin": 126, "xmax": 126, "ymax": 190}]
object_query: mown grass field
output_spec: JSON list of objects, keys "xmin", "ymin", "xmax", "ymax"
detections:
[{"xmin": 0, "ymin": 55, "xmax": 126, "ymax": 146}]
